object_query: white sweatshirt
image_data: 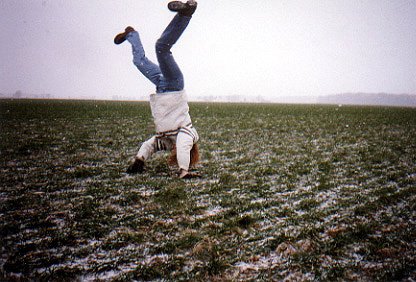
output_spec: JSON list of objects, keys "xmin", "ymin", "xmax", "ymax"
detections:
[
  {"xmin": 137, "ymin": 90, "xmax": 199, "ymax": 171},
  {"xmin": 149, "ymin": 90, "xmax": 192, "ymax": 133}
]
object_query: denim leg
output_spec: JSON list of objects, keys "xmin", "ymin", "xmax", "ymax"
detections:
[
  {"xmin": 127, "ymin": 31, "xmax": 162, "ymax": 87},
  {"xmin": 155, "ymin": 15, "xmax": 191, "ymax": 92}
]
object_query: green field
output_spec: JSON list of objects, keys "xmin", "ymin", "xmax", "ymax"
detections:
[{"xmin": 1, "ymin": 99, "xmax": 415, "ymax": 281}]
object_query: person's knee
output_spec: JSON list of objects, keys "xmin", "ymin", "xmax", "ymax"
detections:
[{"xmin": 155, "ymin": 39, "xmax": 171, "ymax": 54}]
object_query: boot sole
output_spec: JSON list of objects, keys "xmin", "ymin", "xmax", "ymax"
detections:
[
  {"xmin": 114, "ymin": 32, "xmax": 128, "ymax": 45},
  {"xmin": 168, "ymin": 1, "xmax": 187, "ymax": 12}
]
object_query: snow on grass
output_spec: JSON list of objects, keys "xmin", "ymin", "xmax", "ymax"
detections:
[{"xmin": 1, "ymin": 100, "xmax": 415, "ymax": 281}]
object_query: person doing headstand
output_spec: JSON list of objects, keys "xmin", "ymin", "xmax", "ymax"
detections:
[{"xmin": 114, "ymin": 1, "xmax": 199, "ymax": 179}]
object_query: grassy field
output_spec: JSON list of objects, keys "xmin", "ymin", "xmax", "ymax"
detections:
[{"xmin": 1, "ymin": 99, "xmax": 415, "ymax": 281}]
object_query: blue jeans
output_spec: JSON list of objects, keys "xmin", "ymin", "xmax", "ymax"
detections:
[{"xmin": 127, "ymin": 14, "xmax": 191, "ymax": 93}]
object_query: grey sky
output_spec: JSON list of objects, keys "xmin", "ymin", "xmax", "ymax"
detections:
[{"xmin": 1, "ymin": 0, "xmax": 415, "ymax": 100}]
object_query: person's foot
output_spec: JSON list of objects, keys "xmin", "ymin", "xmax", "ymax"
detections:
[
  {"xmin": 114, "ymin": 26, "xmax": 135, "ymax": 45},
  {"xmin": 126, "ymin": 157, "xmax": 144, "ymax": 174},
  {"xmin": 168, "ymin": 0, "xmax": 197, "ymax": 17}
]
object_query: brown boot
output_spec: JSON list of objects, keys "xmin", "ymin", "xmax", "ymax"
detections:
[
  {"xmin": 168, "ymin": 1, "xmax": 197, "ymax": 17},
  {"xmin": 114, "ymin": 26, "xmax": 135, "ymax": 45}
]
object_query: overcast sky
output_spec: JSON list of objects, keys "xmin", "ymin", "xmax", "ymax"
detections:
[{"xmin": 1, "ymin": 0, "xmax": 415, "ymax": 100}]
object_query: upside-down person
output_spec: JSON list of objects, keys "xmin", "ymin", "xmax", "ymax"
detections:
[{"xmin": 114, "ymin": 1, "xmax": 200, "ymax": 179}]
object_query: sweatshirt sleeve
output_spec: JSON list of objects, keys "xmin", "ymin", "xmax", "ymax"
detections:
[{"xmin": 175, "ymin": 129, "xmax": 196, "ymax": 171}]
